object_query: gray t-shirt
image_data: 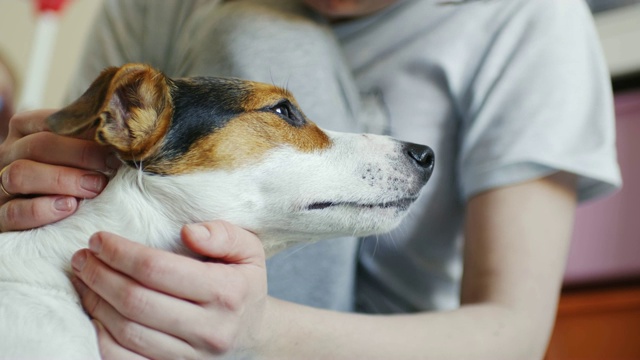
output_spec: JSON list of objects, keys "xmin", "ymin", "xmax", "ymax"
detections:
[
  {"xmin": 69, "ymin": 0, "xmax": 621, "ymax": 314},
  {"xmin": 334, "ymin": 0, "xmax": 622, "ymax": 313}
]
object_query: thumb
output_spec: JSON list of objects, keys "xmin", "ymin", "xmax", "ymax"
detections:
[{"xmin": 181, "ymin": 220, "xmax": 265, "ymax": 265}]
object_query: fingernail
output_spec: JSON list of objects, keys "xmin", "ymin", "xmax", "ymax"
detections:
[
  {"xmin": 186, "ymin": 224, "xmax": 210, "ymax": 242},
  {"xmin": 71, "ymin": 276, "xmax": 87, "ymax": 296},
  {"xmin": 89, "ymin": 234, "xmax": 102, "ymax": 254},
  {"xmin": 105, "ymin": 153, "xmax": 121, "ymax": 171},
  {"xmin": 80, "ymin": 174, "xmax": 105, "ymax": 193},
  {"xmin": 54, "ymin": 197, "xmax": 75, "ymax": 212},
  {"xmin": 71, "ymin": 251, "xmax": 87, "ymax": 271}
]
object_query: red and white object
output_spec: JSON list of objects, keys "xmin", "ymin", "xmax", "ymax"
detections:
[{"xmin": 18, "ymin": 0, "xmax": 69, "ymax": 111}]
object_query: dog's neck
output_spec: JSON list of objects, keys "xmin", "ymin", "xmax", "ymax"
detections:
[
  {"xmin": 0, "ymin": 166, "xmax": 197, "ymax": 287},
  {"xmin": 66, "ymin": 166, "xmax": 193, "ymax": 252},
  {"xmin": 60, "ymin": 166, "xmax": 192, "ymax": 246}
]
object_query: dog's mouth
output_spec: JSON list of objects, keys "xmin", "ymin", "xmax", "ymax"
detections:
[{"xmin": 306, "ymin": 197, "xmax": 418, "ymax": 211}]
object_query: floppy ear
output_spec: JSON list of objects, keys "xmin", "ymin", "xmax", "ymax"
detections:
[{"xmin": 47, "ymin": 63, "xmax": 173, "ymax": 162}]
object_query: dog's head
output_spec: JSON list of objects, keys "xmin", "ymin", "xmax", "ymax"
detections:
[{"xmin": 48, "ymin": 64, "xmax": 434, "ymax": 254}]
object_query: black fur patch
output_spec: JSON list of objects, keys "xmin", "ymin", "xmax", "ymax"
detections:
[{"xmin": 161, "ymin": 77, "xmax": 251, "ymax": 161}]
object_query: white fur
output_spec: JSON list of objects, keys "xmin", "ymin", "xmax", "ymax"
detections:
[{"xmin": 0, "ymin": 130, "xmax": 426, "ymax": 358}]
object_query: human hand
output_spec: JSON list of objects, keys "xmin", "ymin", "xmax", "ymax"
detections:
[
  {"xmin": 71, "ymin": 220, "xmax": 269, "ymax": 359},
  {"xmin": 0, "ymin": 109, "xmax": 118, "ymax": 232}
]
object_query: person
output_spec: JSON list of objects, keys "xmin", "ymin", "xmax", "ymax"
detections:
[{"xmin": 0, "ymin": 0, "xmax": 621, "ymax": 358}]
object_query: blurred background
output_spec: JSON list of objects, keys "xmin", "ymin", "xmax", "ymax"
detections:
[
  {"xmin": 0, "ymin": 0, "xmax": 639, "ymax": 358},
  {"xmin": 0, "ymin": 0, "xmax": 101, "ymax": 110}
]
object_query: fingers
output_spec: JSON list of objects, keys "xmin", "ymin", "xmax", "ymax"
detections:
[
  {"xmin": 72, "ymin": 279, "xmax": 197, "ymax": 360},
  {"xmin": 93, "ymin": 321, "xmax": 150, "ymax": 360},
  {"xmin": 0, "ymin": 195, "xmax": 77, "ymax": 232},
  {"xmin": 0, "ymin": 160, "xmax": 108, "ymax": 231},
  {"xmin": 83, "ymin": 224, "xmax": 264, "ymax": 303},
  {"xmin": 71, "ymin": 225, "xmax": 269, "ymax": 358},
  {"xmin": 6, "ymin": 109, "xmax": 55, "ymax": 138},
  {"xmin": 5, "ymin": 131, "xmax": 119, "ymax": 172},
  {"xmin": 72, "ymin": 248, "xmax": 206, "ymax": 340},
  {"xmin": 0, "ymin": 110, "xmax": 117, "ymax": 232},
  {"xmin": 72, "ymin": 248, "xmax": 231, "ymax": 357},
  {"xmin": 84, "ymin": 232, "xmax": 212, "ymax": 301},
  {"xmin": 0, "ymin": 159, "xmax": 107, "ymax": 200},
  {"xmin": 7, "ymin": 109, "xmax": 99, "ymax": 140},
  {"xmin": 181, "ymin": 220, "xmax": 266, "ymax": 265}
]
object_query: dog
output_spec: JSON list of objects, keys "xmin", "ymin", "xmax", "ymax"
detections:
[{"xmin": 0, "ymin": 63, "xmax": 434, "ymax": 358}]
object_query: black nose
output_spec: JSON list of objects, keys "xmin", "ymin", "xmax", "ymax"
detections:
[{"xmin": 404, "ymin": 142, "xmax": 435, "ymax": 179}]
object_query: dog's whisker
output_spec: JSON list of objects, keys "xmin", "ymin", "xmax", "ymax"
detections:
[
  {"xmin": 388, "ymin": 231, "xmax": 400, "ymax": 253},
  {"xmin": 279, "ymin": 242, "xmax": 313, "ymax": 260},
  {"xmin": 372, "ymin": 235, "xmax": 380, "ymax": 258},
  {"xmin": 269, "ymin": 68, "xmax": 276, "ymax": 87},
  {"xmin": 284, "ymin": 73, "xmax": 291, "ymax": 92}
]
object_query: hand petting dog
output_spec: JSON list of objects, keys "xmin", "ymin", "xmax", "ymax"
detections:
[
  {"xmin": 0, "ymin": 110, "xmax": 116, "ymax": 232},
  {"xmin": 71, "ymin": 221, "xmax": 269, "ymax": 359}
]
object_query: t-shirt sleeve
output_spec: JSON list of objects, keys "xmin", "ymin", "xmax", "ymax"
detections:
[{"xmin": 458, "ymin": 0, "xmax": 621, "ymax": 203}]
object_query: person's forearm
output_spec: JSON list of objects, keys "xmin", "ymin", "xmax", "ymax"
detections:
[
  {"xmin": 259, "ymin": 298, "xmax": 550, "ymax": 360},
  {"xmin": 256, "ymin": 174, "xmax": 575, "ymax": 360}
]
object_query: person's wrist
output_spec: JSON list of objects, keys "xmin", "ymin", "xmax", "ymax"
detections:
[
  {"xmin": 255, "ymin": 296, "xmax": 293, "ymax": 360},
  {"xmin": 255, "ymin": 296, "xmax": 277, "ymax": 358}
]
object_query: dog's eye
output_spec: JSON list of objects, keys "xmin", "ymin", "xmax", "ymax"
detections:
[
  {"xmin": 273, "ymin": 104, "xmax": 291, "ymax": 118},
  {"xmin": 269, "ymin": 100, "xmax": 305, "ymax": 127}
]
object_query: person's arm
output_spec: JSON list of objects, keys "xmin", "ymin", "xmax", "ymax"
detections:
[
  {"xmin": 260, "ymin": 172, "xmax": 576, "ymax": 359},
  {"xmin": 73, "ymin": 172, "xmax": 576, "ymax": 359}
]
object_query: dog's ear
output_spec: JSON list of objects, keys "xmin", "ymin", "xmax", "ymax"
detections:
[{"xmin": 47, "ymin": 63, "xmax": 173, "ymax": 161}]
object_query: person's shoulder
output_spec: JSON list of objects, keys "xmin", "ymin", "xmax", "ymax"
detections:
[
  {"xmin": 468, "ymin": 0, "xmax": 595, "ymax": 41},
  {"xmin": 413, "ymin": 0, "xmax": 590, "ymax": 32},
  {"xmin": 507, "ymin": 0, "xmax": 591, "ymax": 24}
]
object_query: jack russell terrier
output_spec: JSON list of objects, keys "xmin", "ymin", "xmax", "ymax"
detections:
[{"xmin": 0, "ymin": 63, "xmax": 434, "ymax": 358}]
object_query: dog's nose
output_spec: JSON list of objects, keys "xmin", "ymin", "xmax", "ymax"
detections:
[{"xmin": 404, "ymin": 142, "xmax": 435, "ymax": 180}]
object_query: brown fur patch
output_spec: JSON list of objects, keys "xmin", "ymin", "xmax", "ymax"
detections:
[
  {"xmin": 240, "ymin": 82, "xmax": 294, "ymax": 111},
  {"xmin": 47, "ymin": 64, "xmax": 173, "ymax": 162},
  {"xmin": 53, "ymin": 65, "xmax": 331, "ymax": 175},
  {"xmin": 102, "ymin": 69, "xmax": 174, "ymax": 162},
  {"xmin": 147, "ymin": 82, "xmax": 331, "ymax": 174},
  {"xmin": 152, "ymin": 114, "xmax": 330, "ymax": 174}
]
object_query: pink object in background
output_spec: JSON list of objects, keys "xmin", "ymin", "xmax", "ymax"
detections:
[{"xmin": 564, "ymin": 90, "xmax": 640, "ymax": 285}]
